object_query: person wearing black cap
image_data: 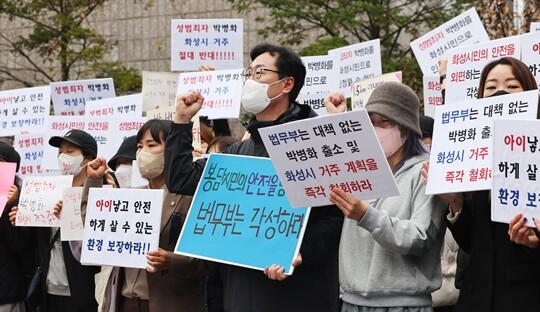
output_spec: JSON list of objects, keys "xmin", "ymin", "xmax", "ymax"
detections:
[
  {"xmin": 107, "ymin": 135, "xmax": 137, "ymax": 189},
  {"xmin": 419, "ymin": 115, "xmax": 434, "ymax": 148},
  {"xmin": 0, "ymin": 142, "xmax": 30, "ymax": 312},
  {"xmin": 10, "ymin": 129, "xmax": 101, "ymax": 312}
]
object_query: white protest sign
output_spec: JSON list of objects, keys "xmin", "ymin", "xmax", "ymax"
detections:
[
  {"xmin": 42, "ymin": 117, "xmax": 146, "ymax": 169},
  {"xmin": 0, "ymin": 86, "xmax": 50, "ymax": 136},
  {"xmin": 85, "ymin": 94, "xmax": 142, "ymax": 118},
  {"xmin": 426, "ymin": 90, "xmax": 538, "ymax": 194},
  {"xmin": 520, "ymin": 32, "xmax": 540, "ymax": 90},
  {"xmin": 14, "ymin": 133, "xmax": 46, "ymax": 176},
  {"xmin": 328, "ymin": 39, "xmax": 382, "ymax": 98},
  {"xmin": 296, "ymin": 93, "xmax": 328, "ymax": 117},
  {"xmin": 130, "ymin": 160, "xmax": 148, "ymax": 188},
  {"xmin": 81, "ymin": 188, "xmax": 164, "ymax": 268},
  {"xmin": 142, "ymin": 71, "xmax": 179, "ymax": 112},
  {"xmin": 176, "ymin": 69, "xmax": 243, "ymax": 119},
  {"xmin": 146, "ymin": 106, "xmax": 202, "ymax": 150},
  {"xmin": 50, "ymin": 78, "xmax": 115, "ymax": 116},
  {"xmin": 445, "ymin": 36, "xmax": 521, "ymax": 104},
  {"xmin": 299, "ymin": 55, "xmax": 339, "ymax": 96},
  {"xmin": 411, "ymin": 8, "xmax": 489, "ymax": 75},
  {"xmin": 531, "ymin": 22, "xmax": 540, "ymax": 33},
  {"xmin": 259, "ymin": 109, "xmax": 399, "ymax": 208},
  {"xmin": 351, "ymin": 72, "xmax": 402, "ymax": 111},
  {"xmin": 491, "ymin": 119, "xmax": 540, "ymax": 225},
  {"xmin": 423, "ymin": 76, "xmax": 444, "ymax": 118},
  {"xmin": 60, "ymin": 187, "xmax": 84, "ymax": 241},
  {"xmin": 16, "ymin": 175, "xmax": 73, "ymax": 227},
  {"xmin": 171, "ymin": 19, "xmax": 243, "ymax": 71}
]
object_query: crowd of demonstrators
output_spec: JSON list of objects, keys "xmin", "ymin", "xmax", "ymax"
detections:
[
  {"xmin": 164, "ymin": 43, "xmax": 344, "ymax": 312},
  {"xmin": 3, "ymin": 42, "xmax": 540, "ymax": 312},
  {"xmin": 423, "ymin": 56, "xmax": 540, "ymax": 312}
]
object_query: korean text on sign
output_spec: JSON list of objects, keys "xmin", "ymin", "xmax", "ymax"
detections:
[{"xmin": 175, "ymin": 154, "xmax": 309, "ymax": 275}]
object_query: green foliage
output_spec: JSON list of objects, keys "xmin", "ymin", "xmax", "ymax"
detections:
[
  {"xmin": 0, "ymin": 0, "xmax": 139, "ymax": 92},
  {"xmin": 94, "ymin": 62, "xmax": 142, "ymax": 95},
  {"xmin": 299, "ymin": 37, "xmax": 349, "ymax": 56}
]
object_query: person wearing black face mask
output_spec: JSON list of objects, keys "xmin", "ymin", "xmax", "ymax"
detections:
[{"xmin": 422, "ymin": 57, "xmax": 540, "ymax": 312}]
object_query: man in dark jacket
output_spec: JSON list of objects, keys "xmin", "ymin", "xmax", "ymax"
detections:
[{"xmin": 165, "ymin": 43, "xmax": 343, "ymax": 312}]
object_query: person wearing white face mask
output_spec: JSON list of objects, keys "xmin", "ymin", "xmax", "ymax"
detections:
[
  {"xmin": 165, "ymin": 43, "xmax": 344, "ymax": 312},
  {"xmin": 325, "ymin": 82, "xmax": 447, "ymax": 312},
  {"xmin": 80, "ymin": 120, "xmax": 212, "ymax": 312},
  {"xmin": 108, "ymin": 135, "xmax": 137, "ymax": 189}
]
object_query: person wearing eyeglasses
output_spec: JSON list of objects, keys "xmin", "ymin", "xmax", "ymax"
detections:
[{"xmin": 164, "ymin": 43, "xmax": 344, "ymax": 312}]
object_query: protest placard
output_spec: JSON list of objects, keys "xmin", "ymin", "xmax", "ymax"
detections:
[
  {"xmin": 328, "ymin": 39, "xmax": 382, "ymax": 98},
  {"xmin": 146, "ymin": 106, "xmax": 202, "ymax": 150},
  {"xmin": 0, "ymin": 162, "xmax": 16, "ymax": 216},
  {"xmin": 520, "ymin": 32, "xmax": 540, "ymax": 89},
  {"xmin": 42, "ymin": 117, "xmax": 146, "ymax": 169},
  {"xmin": 531, "ymin": 22, "xmax": 540, "ymax": 33},
  {"xmin": 0, "ymin": 86, "xmax": 50, "ymax": 136},
  {"xmin": 85, "ymin": 93, "xmax": 142, "ymax": 118},
  {"xmin": 171, "ymin": 19, "xmax": 243, "ymax": 71},
  {"xmin": 259, "ymin": 109, "xmax": 399, "ymax": 208},
  {"xmin": 50, "ymin": 78, "xmax": 115, "ymax": 116},
  {"xmin": 426, "ymin": 90, "xmax": 538, "ymax": 195},
  {"xmin": 81, "ymin": 188, "xmax": 163, "ymax": 268},
  {"xmin": 176, "ymin": 69, "xmax": 243, "ymax": 119},
  {"xmin": 491, "ymin": 119, "xmax": 540, "ymax": 225},
  {"xmin": 296, "ymin": 93, "xmax": 328, "ymax": 117},
  {"xmin": 142, "ymin": 71, "xmax": 179, "ymax": 112},
  {"xmin": 14, "ymin": 133, "xmax": 46, "ymax": 176},
  {"xmin": 423, "ymin": 76, "xmax": 444, "ymax": 118},
  {"xmin": 411, "ymin": 8, "xmax": 489, "ymax": 75},
  {"xmin": 60, "ymin": 187, "xmax": 84, "ymax": 241},
  {"xmin": 299, "ymin": 55, "xmax": 339, "ymax": 97},
  {"xmin": 445, "ymin": 35, "xmax": 521, "ymax": 104},
  {"xmin": 175, "ymin": 154, "xmax": 309, "ymax": 275},
  {"xmin": 351, "ymin": 72, "xmax": 402, "ymax": 110},
  {"xmin": 16, "ymin": 175, "xmax": 73, "ymax": 227}
]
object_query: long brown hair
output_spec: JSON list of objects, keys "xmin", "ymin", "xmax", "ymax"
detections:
[{"xmin": 477, "ymin": 57, "xmax": 538, "ymax": 99}]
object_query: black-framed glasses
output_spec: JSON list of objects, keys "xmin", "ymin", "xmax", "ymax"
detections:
[{"xmin": 241, "ymin": 67, "xmax": 280, "ymax": 81}]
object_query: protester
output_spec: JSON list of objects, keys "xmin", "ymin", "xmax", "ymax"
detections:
[
  {"xmin": 0, "ymin": 142, "xmax": 29, "ymax": 312},
  {"xmin": 205, "ymin": 136, "xmax": 239, "ymax": 154},
  {"xmin": 165, "ymin": 43, "xmax": 343, "ymax": 311},
  {"xmin": 9, "ymin": 129, "xmax": 101, "ymax": 312},
  {"xmin": 419, "ymin": 115, "xmax": 460, "ymax": 312},
  {"xmin": 107, "ymin": 135, "xmax": 137, "ymax": 189},
  {"xmin": 422, "ymin": 56, "xmax": 540, "ymax": 311},
  {"xmin": 326, "ymin": 82, "xmax": 447, "ymax": 311},
  {"xmin": 80, "ymin": 119, "xmax": 212, "ymax": 312}
]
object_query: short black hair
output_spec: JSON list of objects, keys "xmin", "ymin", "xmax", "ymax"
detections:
[
  {"xmin": 250, "ymin": 43, "xmax": 306, "ymax": 102},
  {"xmin": 137, "ymin": 119, "xmax": 172, "ymax": 144}
]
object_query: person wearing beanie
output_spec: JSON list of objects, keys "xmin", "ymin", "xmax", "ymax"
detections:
[
  {"xmin": 326, "ymin": 81, "xmax": 447, "ymax": 311},
  {"xmin": 419, "ymin": 115, "xmax": 434, "ymax": 147}
]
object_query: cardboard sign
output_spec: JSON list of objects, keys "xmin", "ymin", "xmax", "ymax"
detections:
[
  {"xmin": 351, "ymin": 72, "xmax": 402, "ymax": 110},
  {"xmin": 50, "ymin": 78, "xmax": 115, "ymax": 116},
  {"xmin": 85, "ymin": 94, "xmax": 142, "ymax": 118},
  {"xmin": 171, "ymin": 19, "xmax": 243, "ymax": 71},
  {"xmin": 328, "ymin": 39, "xmax": 382, "ymax": 98},
  {"xmin": 411, "ymin": 8, "xmax": 489, "ymax": 75},
  {"xmin": 0, "ymin": 86, "xmax": 50, "ymax": 136},
  {"xmin": 445, "ymin": 36, "xmax": 521, "ymax": 104},
  {"xmin": 81, "ymin": 188, "xmax": 164, "ymax": 268},
  {"xmin": 426, "ymin": 90, "xmax": 538, "ymax": 194},
  {"xmin": 259, "ymin": 109, "xmax": 399, "ymax": 208},
  {"xmin": 60, "ymin": 187, "xmax": 84, "ymax": 241},
  {"xmin": 176, "ymin": 69, "xmax": 243, "ymax": 119},
  {"xmin": 16, "ymin": 175, "xmax": 73, "ymax": 227},
  {"xmin": 142, "ymin": 71, "xmax": 179, "ymax": 112},
  {"xmin": 175, "ymin": 154, "xmax": 309, "ymax": 275},
  {"xmin": 491, "ymin": 119, "xmax": 540, "ymax": 225}
]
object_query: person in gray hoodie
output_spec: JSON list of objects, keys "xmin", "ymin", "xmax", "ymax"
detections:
[{"xmin": 329, "ymin": 82, "xmax": 447, "ymax": 312}]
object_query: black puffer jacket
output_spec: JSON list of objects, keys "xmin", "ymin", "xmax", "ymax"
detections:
[{"xmin": 165, "ymin": 102, "xmax": 343, "ymax": 312}]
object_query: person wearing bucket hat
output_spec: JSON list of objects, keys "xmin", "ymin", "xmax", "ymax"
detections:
[
  {"xmin": 108, "ymin": 135, "xmax": 137, "ymax": 189},
  {"xmin": 327, "ymin": 82, "xmax": 447, "ymax": 311}
]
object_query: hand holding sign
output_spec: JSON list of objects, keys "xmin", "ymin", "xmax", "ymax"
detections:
[
  {"xmin": 8, "ymin": 207, "xmax": 17, "ymax": 226},
  {"xmin": 174, "ymin": 91, "xmax": 205, "ymax": 124},
  {"xmin": 329, "ymin": 188, "xmax": 369, "ymax": 222},
  {"xmin": 264, "ymin": 253, "xmax": 302, "ymax": 281},
  {"xmin": 324, "ymin": 93, "xmax": 347, "ymax": 114},
  {"xmin": 146, "ymin": 248, "xmax": 171, "ymax": 272},
  {"xmin": 7, "ymin": 185, "xmax": 19, "ymax": 206},
  {"xmin": 508, "ymin": 213, "xmax": 539, "ymax": 249}
]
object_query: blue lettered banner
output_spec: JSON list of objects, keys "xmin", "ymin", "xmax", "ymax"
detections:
[{"xmin": 175, "ymin": 154, "xmax": 310, "ymax": 275}]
